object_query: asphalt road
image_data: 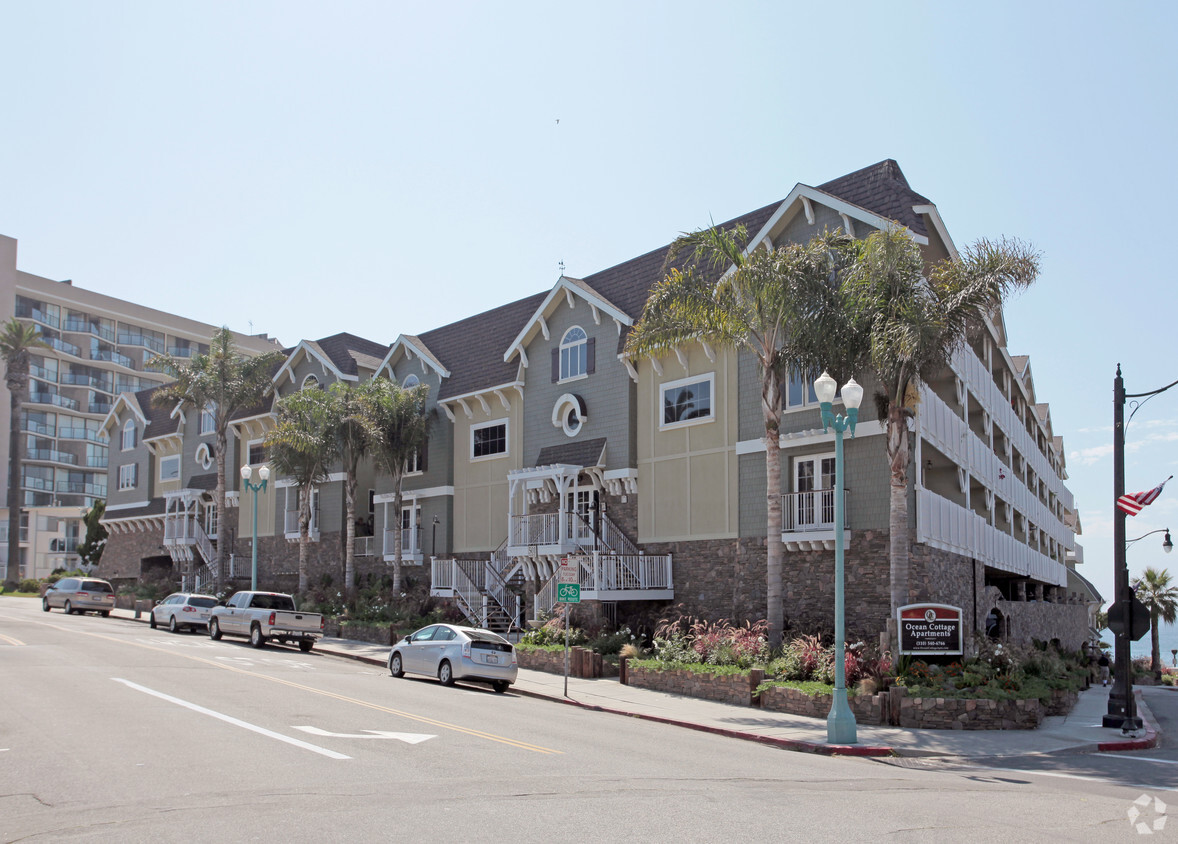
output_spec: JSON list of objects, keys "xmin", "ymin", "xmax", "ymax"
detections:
[{"xmin": 0, "ymin": 596, "xmax": 1168, "ymax": 842}]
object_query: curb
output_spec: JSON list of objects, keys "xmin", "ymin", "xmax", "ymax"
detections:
[{"xmin": 1097, "ymin": 691, "xmax": 1161, "ymax": 752}]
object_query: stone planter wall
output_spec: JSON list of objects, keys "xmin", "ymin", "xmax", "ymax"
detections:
[
  {"xmin": 1043, "ymin": 688, "xmax": 1079, "ymax": 716},
  {"xmin": 337, "ymin": 621, "xmax": 395, "ymax": 646},
  {"xmin": 516, "ymin": 646, "xmax": 618, "ymax": 678},
  {"xmin": 626, "ymin": 664, "xmax": 764, "ymax": 707},
  {"xmin": 896, "ymin": 695, "xmax": 1044, "ymax": 730},
  {"xmin": 758, "ymin": 685, "xmax": 885, "ymax": 724}
]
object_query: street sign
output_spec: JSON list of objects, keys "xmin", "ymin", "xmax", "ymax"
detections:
[
  {"xmin": 558, "ymin": 559, "xmax": 578, "ymax": 584},
  {"xmin": 557, "ymin": 583, "xmax": 580, "ymax": 603},
  {"xmin": 1107, "ymin": 596, "xmax": 1151, "ymax": 642}
]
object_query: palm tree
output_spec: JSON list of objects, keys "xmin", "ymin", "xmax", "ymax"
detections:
[
  {"xmin": 1133, "ymin": 567, "xmax": 1178, "ymax": 678},
  {"xmin": 328, "ymin": 380, "xmax": 377, "ymax": 604},
  {"xmin": 625, "ymin": 226, "xmax": 863, "ymax": 645},
  {"xmin": 149, "ymin": 327, "xmax": 285, "ymax": 590},
  {"xmin": 265, "ymin": 388, "xmax": 340, "ymax": 594},
  {"xmin": 1, "ymin": 318, "xmax": 48, "ymax": 588},
  {"xmin": 366, "ymin": 378, "xmax": 431, "ymax": 593},
  {"xmin": 844, "ymin": 228, "xmax": 1039, "ymax": 625}
]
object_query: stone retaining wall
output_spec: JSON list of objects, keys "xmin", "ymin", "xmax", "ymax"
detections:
[
  {"xmin": 895, "ymin": 694, "xmax": 1043, "ymax": 730},
  {"xmin": 626, "ymin": 663, "xmax": 764, "ymax": 707},
  {"xmin": 759, "ymin": 685, "xmax": 884, "ymax": 724},
  {"xmin": 516, "ymin": 646, "xmax": 618, "ymax": 678}
]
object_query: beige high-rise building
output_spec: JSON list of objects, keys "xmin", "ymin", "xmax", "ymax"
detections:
[{"xmin": 0, "ymin": 234, "xmax": 281, "ymax": 579}]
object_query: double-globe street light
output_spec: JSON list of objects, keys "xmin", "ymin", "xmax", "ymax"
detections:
[
  {"xmin": 240, "ymin": 464, "xmax": 270, "ymax": 591},
  {"xmin": 814, "ymin": 371, "xmax": 864, "ymax": 745}
]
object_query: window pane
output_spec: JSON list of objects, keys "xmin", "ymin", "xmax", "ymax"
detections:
[
  {"xmin": 473, "ymin": 423, "xmax": 506, "ymax": 458},
  {"xmin": 663, "ymin": 379, "xmax": 711, "ymax": 424}
]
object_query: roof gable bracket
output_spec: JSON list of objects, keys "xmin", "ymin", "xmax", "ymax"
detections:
[
  {"xmin": 614, "ymin": 317, "xmax": 623, "ymax": 336},
  {"xmin": 590, "ymin": 303, "xmax": 601, "ymax": 325},
  {"xmin": 651, "ymin": 357, "xmax": 663, "ymax": 377},
  {"xmin": 538, "ymin": 315, "xmax": 550, "ymax": 341},
  {"xmin": 456, "ymin": 398, "xmax": 473, "ymax": 419},
  {"xmin": 565, "ymin": 289, "xmax": 575, "ymax": 309},
  {"xmin": 620, "ymin": 355, "xmax": 639, "ymax": 383},
  {"xmin": 675, "ymin": 347, "xmax": 689, "ymax": 373},
  {"xmin": 476, "ymin": 394, "xmax": 491, "ymax": 414},
  {"xmin": 441, "ymin": 403, "xmax": 456, "ymax": 423},
  {"xmin": 800, "ymin": 195, "xmax": 815, "ymax": 225},
  {"xmin": 702, "ymin": 341, "xmax": 716, "ymax": 363},
  {"xmin": 518, "ymin": 346, "xmax": 529, "ymax": 368},
  {"xmin": 839, "ymin": 213, "xmax": 855, "ymax": 238},
  {"xmin": 494, "ymin": 389, "xmax": 511, "ymax": 411}
]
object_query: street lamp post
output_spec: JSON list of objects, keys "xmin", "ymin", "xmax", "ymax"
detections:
[
  {"xmin": 814, "ymin": 371, "xmax": 864, "ymax": 745},
  {"xmin": 1106, "ymin": 365, "xmax": 1178, "ymax": 733},
  {"xmin": 239, "ymin": 464, "xmax": 270, "ymax": 591}
]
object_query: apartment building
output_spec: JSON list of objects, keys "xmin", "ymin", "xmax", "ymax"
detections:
[
  {"xmin": 94, "ymin": 161, "xmax": 1096, "ymax": 648},
  {"xmin": 0, "ymin": 234, "xmax": 279, "ymax": 578}
]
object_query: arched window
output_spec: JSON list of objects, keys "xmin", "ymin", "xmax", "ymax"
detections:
[
  {"xmin": 403, "ymin": 374, "xmax": 420, "ymax": 389},
  {"xmin": 121, "ymin": 419, "xmax": 136, "ymax": 451},
  {"xmin": 301, "ymin": 374, "xmax": 320, "ymax": 391},
  {"xmin": 559, "ymin": 326, "xmax": 587, "ymax": 381}
]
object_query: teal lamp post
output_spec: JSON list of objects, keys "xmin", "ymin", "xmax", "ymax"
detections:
[
  {"xmin": 814, "ymin": 371, "xmax": 863, "ymax": 745},
  {"xmin": 239, "ymin": 464, "xmax": 270, "ymax": 591}
]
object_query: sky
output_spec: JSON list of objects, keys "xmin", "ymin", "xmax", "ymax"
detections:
[{"xmin": 2, "ymin": 1, "xmax": 1176, "ymax": 606}]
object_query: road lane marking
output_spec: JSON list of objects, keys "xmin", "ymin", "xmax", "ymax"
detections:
[
  {"xmin": 0, "ymin": 632, "xmax": 24, "ymax": 646},
  {"xmin": 0, "ymin": 612, "xmax": 560, "ymax": 755},
  {"xmin": 963, "ymin": 763, "xmax": 1176, "ymax": 792},
  {"xmin": 1093, "ymin": 753, "xmax": 1178, "ymax": 766},
  {"xmin": 294, "ymin": 726, "xmax": 435, "ymax": 744},
  {"xmin": 112, "ymin": 678, "xmax": 351, "ymax": 760}
]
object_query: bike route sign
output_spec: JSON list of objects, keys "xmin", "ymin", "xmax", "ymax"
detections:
[{"xmin": 557, "ymin": 583, "xmax": 581, "ymax": 603}]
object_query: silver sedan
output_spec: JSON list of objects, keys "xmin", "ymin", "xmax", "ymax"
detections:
[
  {"xmin": 387, "ymin": 623, "xmax": 518, "ymax": 693},
  {"xmin": 150, "ymin": 593, "xmax": 218, "ymax": 633}
]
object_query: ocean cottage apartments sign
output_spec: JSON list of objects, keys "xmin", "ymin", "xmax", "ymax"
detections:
[{"xmin": 898, "ymin": 604, "xmax": 964, "ymax": 656}]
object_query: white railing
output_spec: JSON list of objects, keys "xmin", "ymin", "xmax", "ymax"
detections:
[
  {"xmin": 284, "ymin": 510, "xmax": 319, "ymax": 538},
  {"xmin": 510, "ymin": 513, "xmax": 560, "ymax": 546},
  {"xmin": 354, "ymin": 536, "xmax": 374, "ymax": 557},
  {"xmin": 917, "ymin": 487, "xmax": 1065, "ymax": 586},
  {"xmin": 780, "ymin": 489, "xmax": 848, "ymax": 531},
  {"xmin": 431, "ymin": 557, "xmax": 454, "ymax": 591},
  {"xmin": 536, "ymin": 571, "xmax": 559, "ymax": 616}
]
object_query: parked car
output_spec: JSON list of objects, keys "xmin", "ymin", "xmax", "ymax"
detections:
[
  {"xmin": 387, "ymin": 623, "xmax": 518, "ymax": 693},
  {"xmin": 208, "ymin": 591, "xmax": 323, "ymax": 651},
  {"xmin": 150, "ymin": 593, "xmax": 218, "ymax": 633},
  {"xmin": 42, "ymin": 577, "xmax": 116, "ymax": 617}
]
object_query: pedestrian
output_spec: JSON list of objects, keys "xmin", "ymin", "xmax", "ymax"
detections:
[{"xmin": 1098, "ymin": 652, "xmax": 1110, "ymax": 686}]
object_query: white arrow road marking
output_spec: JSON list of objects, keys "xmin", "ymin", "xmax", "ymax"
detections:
[
  {"xmin": 293, "ymin": 726, "xmax": 436, "ymax": 744},
  {"xmin": 112, "ymin": 678, "xmax": 350, "ymax": 760}
]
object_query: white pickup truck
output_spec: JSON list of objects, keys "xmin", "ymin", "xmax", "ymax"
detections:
[{"xmin": 208, "ymin": 591, "xmax": 324, "ymax": 652}]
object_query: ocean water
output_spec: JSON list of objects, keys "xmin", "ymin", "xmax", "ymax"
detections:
[{"xmin": 1098, "ymin": 623, "xmax": 1178, "ymax": 665}]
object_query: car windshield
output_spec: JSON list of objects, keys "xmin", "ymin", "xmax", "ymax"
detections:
[
  {"xmin": 189, "ymin": 597, "xmax": 218, "ymax": 608},
  {"xmin": 83, "ymin": 581, "xmax": 113, "ymax": 593}
]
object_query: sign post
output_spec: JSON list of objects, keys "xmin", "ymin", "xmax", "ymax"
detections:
[{"xmin": 557, "ymin": 559, "xmax": 580, "ymax": 696}]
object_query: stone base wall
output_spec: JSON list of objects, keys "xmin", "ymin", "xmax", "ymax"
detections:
[
  {"xmin": 758, "ymin": 685, "xmax": 884, "ymax": 724},
  {"xmin": 517, "ymin": 646, "xmax": 617, "ymax": 678},
  {"xmin": 897, "ymin": 695, "xmax": 1044, "ymax": 730},
  {"xmin": 98, "ymin": 528, "xmax": 168, "ymax": 582},
  {"xmin": 626, "ymin": 663, "xmax": 763, "ymax": 706}
]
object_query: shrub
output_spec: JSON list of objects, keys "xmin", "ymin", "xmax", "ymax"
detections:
[
  {"xmin": 589, "ymin": 626, "xmax": 635, "ymax": 656},
  {"xmin": 18, "ymin": 578, "xmax": 41, "ymax": 594}
]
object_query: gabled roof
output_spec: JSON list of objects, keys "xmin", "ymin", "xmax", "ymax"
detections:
[
  {"xmin": 100, "ymin": 385, "xmax": 178, "ymax": 439},
  {"xmin": 273, "ymin": 332, "xmax": 389, "ymax": 387},
  {"xmin": 817, "ymin": 159, "xmax": 932, "ymax": 238},
  {"xmin": 377, "ymin": 334, "xmax": 451, "ymax": 382}
]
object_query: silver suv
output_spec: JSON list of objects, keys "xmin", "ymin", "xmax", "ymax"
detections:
[{"xmin": 42, "ymin": 577, "xmax": 116, "ymax": 616}]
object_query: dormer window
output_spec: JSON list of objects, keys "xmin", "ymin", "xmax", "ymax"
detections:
[
  {"xmin": 121, "ymin": 419, "xmax": 136, "ymax": 451},
  {"xmin": 403, "ymin": 374, "xmax": 420, "ymax": 389},
  {"xmin": 556, "ymin": 326, "xmax": 594, "ymax": 382},
  {"xmin": 301, "ymin": 374, "xmax": 320, "ymax": 391}
]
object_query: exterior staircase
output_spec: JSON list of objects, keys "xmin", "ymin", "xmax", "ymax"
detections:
[{"xmin": 431, "ymin": 541, "xmax": 523, "ymax": 634}]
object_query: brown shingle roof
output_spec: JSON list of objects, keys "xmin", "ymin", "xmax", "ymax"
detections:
[
  {"xmin": 817, "ymin": 159, "xmax": 930, "ymax": 238},
  {"xmin": 535, "ymin": 437, "xmax": 607, "ymax": 469},
  {"xmin": 138, "ymin": 386, "xmax": 180, "ymax": 439},
  {"xmin": 311, "ymin": 332, "xmax": 390, "ymax": 377}
]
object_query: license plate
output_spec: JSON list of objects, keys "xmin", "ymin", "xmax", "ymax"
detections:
[{"xmin": 485, "ymin": 655, "xmax": 499, "ymax": 664}]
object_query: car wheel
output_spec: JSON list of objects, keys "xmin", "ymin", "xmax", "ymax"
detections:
[
  {"xmin": 389, "ymin": 652, "xmax": 404, "ymax": 678},
  {"xmin": 492, "ymin": 681, "xmax": 510, "ymax": 694},
  {"xmin": 438, "ymin": 660, "xmax": 454, "ymax": 686},
  {"xmin": 100, "ymin": 611, "xmax": 109, "ymax": 618},
  {"xmin": 149, "ymin": 612, "xmax": 157, "ymax": 629},
  {"xmin": 64, "ymin": 600, "xmax": 73, "ymax": 615},
  {"xmin": 42, "ymin": 598, "xmax": 50, "ymax": 612},
  {"xmin": 169, "ymin": 615, "xmax": 179, "ymax": 634},
  {"xmin": 209, "ymin": 618, "xmax": 222, "ymax": 640},
  {"xmin": 298, "ymin": 639, "xmax": 313, "ymax": 653},
  {"xmin": 249, "ymin": 624, "xmax": 266, "ymax": 649}
]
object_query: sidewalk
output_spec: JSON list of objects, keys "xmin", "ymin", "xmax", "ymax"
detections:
[{"xmin": 114, "ymin": 607, "xmax": 1162, "ymax": 758}]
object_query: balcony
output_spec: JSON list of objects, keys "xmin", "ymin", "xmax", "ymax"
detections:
[
  {"xmin": 22, "ymin": 421, "xmax": 55, "ymax": 436},
  {"xmin": 61, "ymin": 373, "xmax": 114, "ymax": 391},
  {"xmin": 118, "ymin": 332, "xmax": 165, "ymax": 354},
  {"xmin": 91, "ymin": 349, "xmax": 136, "ymax": 369},
  {"xmin": 64, "ymin": 319, "xmax": 116, "ymax": 343},
  {"xmin": 22, "ymin": 476, "xmax": 54, "ymax": 491},
  {"xmin": 29, "ymin": 392, "xmax": 79, "ymax": 411},
  {"xmin": 27, "ymin": 449, "xmax": 78, "ymax": 465},
  {"xmin": 57, "ymin": 427, "xmax": 103, "ymax": 442},
  {"xmin": 167, "ymin": 346, "xmax": 197, "ymax": 358},
  {"xmin": 780, "ymin": 489, "xmax": 849, "ymax": 551},
  {"xmin": 383, "ymin": 527, "xmax": 424, "ymax": 564},
  {"xmin": 45, "ymin": 337, "xmax": 82, "ymax": 357},
  {"xmin": 59, "ymin": 481, "xmax": 106, "ymax": 496},
  {"xmin": 16, "ymin": 305, "xmax": 60, "ymax": 329},
  {"xmin": 86, "ymin": 456, "xmax": 109, "ymax": 469},
  {"xmin": 87, "ymin": 401, "xmax": 113, "ymax": 416},
  {"xmin": 29, "ymin": 365, "xmax": 57, "ymax": 383}
]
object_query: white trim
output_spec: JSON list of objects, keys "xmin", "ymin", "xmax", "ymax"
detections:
[
  {"xmin": 104, "ymin": 499, "xmax": 152, "ymax": 512},
  {"xmin": 272, "ymin": 339, "xmax": 357, "ymax": 388},
  {"xmin": 911, "ymin": 204, "xmax": 959, "ymax": 260},
  {"xmin": 504, "ymin": 277, "xmax": 632, "ymax": 364},
  {"xmin": 245, "ymin": 437, "xmax": 266, "ymax": 466},
  {"xmin": 659, "ymin": 372, "xmax": 716, "ymax": 430},
  {"xmin": 470, "ymin": 417, "xmax": 509, "ymax": 462},
  {"xmin": 735, "ymin": 425, "xmax": 885, "ymax": 454},
  {"xmin": 373, "ymin": 485, "xmax": 454, "ymax": 504},
  {"xmin": 195, "ymin": 442, "xmax": 213, "ymax": 471}
]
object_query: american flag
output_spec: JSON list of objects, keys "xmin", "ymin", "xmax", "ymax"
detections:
[{"xmin": 1117, "ymin": 475, "xmax": 1173, "ymax": 516}]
